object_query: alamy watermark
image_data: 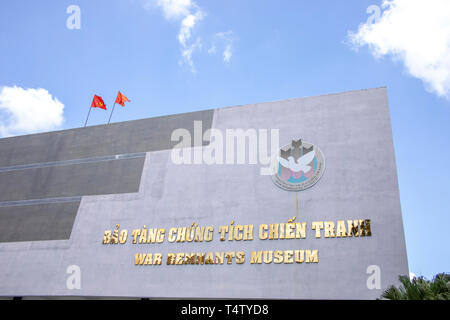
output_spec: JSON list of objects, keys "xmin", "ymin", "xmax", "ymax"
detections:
[
  {"xmin": 170, "ymin": 121, "xmax": 280, "ymax": 176},
  {"xmin": 366, "ymin": 5, "xmax": 382, "ymax": 25},
  {"xmin": 366, "ymin": 265, "xmax": 381, "ymax": 290},
  {"xmin": 66, "ymin": 265, "xmax": 81, "ymax": 290},
  {"xmin": 66, "ymin": 5, "xmax": 81, "ymax": 30}
]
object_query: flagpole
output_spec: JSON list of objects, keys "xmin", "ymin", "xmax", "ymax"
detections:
[
  {"xmin": 107, "ymin": 103, "xmax": 116, "ymax": 124},
  {"xmin": 84, "ymin": 105, "xmax": 92, "ymax": 127}
]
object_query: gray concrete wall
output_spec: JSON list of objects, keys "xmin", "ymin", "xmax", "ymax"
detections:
[
  {"xmin": 0, "ymin": 88, "xmax": 408, "ymax": 299},
  {"xmin": 0, "ymin": 109, "xmax": 214, "ymax": 166},
  {"xmin": 0, "ymin": 202, "xmax": 80, "ymax": 242},
  {"xmin": 0, "ymin": 110, "xmax": 214, "ymax": 242},
  {"xmin": 0, "ymin": 158, "xmax": 145, "ymax": 202}
]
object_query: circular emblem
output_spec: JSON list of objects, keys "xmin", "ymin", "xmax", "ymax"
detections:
[{"xmin": 271, "ymin": 139, "xmax": 325, "ymax": 191}]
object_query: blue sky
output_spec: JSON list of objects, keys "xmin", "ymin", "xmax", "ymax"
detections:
[{"xmin": 0, "ymin": 0, "xmax": 449, "ymax": 279}]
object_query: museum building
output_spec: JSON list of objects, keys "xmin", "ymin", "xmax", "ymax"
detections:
[{"xmin": 0, "ymin": 87, "xmax": 408, "ymax": 299}]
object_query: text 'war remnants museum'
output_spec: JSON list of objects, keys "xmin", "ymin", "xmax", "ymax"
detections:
[{"xmin": 0, "ymin": 87, "xmax": 408, "ymax": 299}]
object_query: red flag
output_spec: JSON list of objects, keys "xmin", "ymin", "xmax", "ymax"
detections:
[
  {"xmin": 115, "ymin": 91, "xmax": 130, "ymax": 107},
  {"xmin": 91, "ymin": 95, "xmax": 107, "ymax": 110}
]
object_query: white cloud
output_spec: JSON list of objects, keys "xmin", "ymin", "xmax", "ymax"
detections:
[
  {"xmin": 223, "ymin": 44, "xmax": 232, "ymax": 63},
  {"xmin": 0, "ymin": 86, "xmax": 64, "ymax": 137},
  {"xmin": 207, "ymin": 45, "xmax": 217, "ymax": 55},
  {"xmin": 181, "ymin": 37, "xmax": 202, "ymax": 72},
  {"xmin": 151, "ymin": 0, "xmax": 192, "ymax": 20},
  {"xmin": 146, "ymin": 0, "xmax": 205, "ymax": 71},
  {"xmin": 209, "ymin": 31, "xmax": 234, "ymax": 63},
  {"xmin": 145, "ymin": 1, "xmax": 234, "ymax": 70},
  {"xmin": 178, "ymin": 11, "xmax": 204, "ymax": 47},
  {"xmin": 348, "ymin": 0, "xmax": 450, "ymax": 98},
  {"xmin": 409, "ymin": 272, "xmax": 416, "ymax": 280}
]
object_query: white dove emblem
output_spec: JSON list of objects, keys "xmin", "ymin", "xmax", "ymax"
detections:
[{"xmin": 278, "ymin": 149, "xmax": 316, "ymax": 173}]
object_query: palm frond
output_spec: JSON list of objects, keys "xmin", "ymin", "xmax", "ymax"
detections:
[{"xmin": 380, "ymin": 273, "xmax": 450, "ymax": 300}]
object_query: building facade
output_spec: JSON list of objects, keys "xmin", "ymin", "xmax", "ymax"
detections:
[{"xmin": 0, "ymin": 88, "xmax": 408, "ymax": 299}]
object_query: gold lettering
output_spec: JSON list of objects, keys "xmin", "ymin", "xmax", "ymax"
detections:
[
  {"xmin": 360, "ymin": 219, "xmax": 372, "ymax": 237},
  {"xmin": 294, "ymin": 250, "xmax": 304, "ymax": 263},
  {"xmin": 166, "ymin": 253, "xmax": 175, "ymax": 265},
  {"xmin": 139, "ymin": 228, "xmax": 147, "ymax": 244},
  {"xmin": 233, "ymin": 225, "xmax": 243, "ymax": 240},
  {"xmin": 259, "ymin": 224, "xmax": 268, "ymax": 240},
  {"xmin": 250, "ymin": 251, "xmax": 262, "ymax": 264},
  {"xmin": 175, "ymin": 253, "xmax": 184, "ymax": 265},
  {"xmin": 336, "ymin": 220, "xmax": 347, "ymax": 237},
  {"xmin": 306, "ymin": 250, "xmax": 319, "ymax": 263},
  {"xmin": 146, "ymin": 229, "xmax": 158, "ymax": 243},
  {"xmin": 284, "ymin": 250, "xmax": 294, "ymax": 264},
  {"xmin": 196, "ymin": 253, "xmax": 205, "ymax": 265},
  {"xmin": 111, "ymin": 228, "xmax": 119, "ymax": 244},
  {"xmin": 144, "ymin": 253, "xmax": 152, "ymax": 265},
  {"xmin": 228, "ymin": 222, "xmax": 234, "ymax": 241},
  {"xmin": 347, "ymin": 220, "xmax": 359, "ymax": 237},
  {"xmin": 215, "ymin": 252, "xmax": 225, "ymax": 264},
  {"xmin": 324, "ymin": 221, "xmax": 335, "ymax": 238},
  {"xmin": 295, "ymin": 222, "xmax": 307, "ymax": 239},
  {"xmin": 218, "ymin": 226, "xmax": 228, "ymax": 241},
  {"xmin": 119, "ymin": 230, "xmax": 128, "ymax": 244},
  {"xmin": 135, "ymin": 253, "xmax": 146, "ymax": 265},
  {"xmin": 176, "ymin": 227, "xmax": 186, "ymax": 242},
  {"xmin": 153, "ymin": 253, "xmax": 162, "ymax": 265},
  {"xmin": 205, "ymin": 252, "xmax": 215, "ymax": 264},
  {"xmin": 168, "ymin": 228, "xmax": 177, "ymax": 243},
  {"xmin": 243, "ymin": 224, "xmax": 253, "ymax": 240},
  {"xmin": 157, "ymin": 229, "xmax": 165, "ymax": 243},
  {"xmin": 194, "ymin": 227, "xmax": 205, "ymax": 242},
  {"xmin": 285, "ymin": 223, "xmax": 295, "ymax": 239},
  {"xmin": 236, "ymin": 251, "xmax": 245, "ymax": 264},
  {"xmin": 268, "ymin": 224, "xmax": 279, "ymax": 240},
  {"xmin": 131, "ymin": 229, "xmax": 140, "ymax": 244},
  {"xmin": 273, "ymin": 250, "xmax": 283, "ymax": 264},
  {"xmin": 279, "ymin": 223, "xmax": 285, "ymax": 239},
  {"xmin": 204, "ymin": 226, "xmax": 214, "ymax": 242},
  {"xmin": 184, "ymin": 253, "xmax": 196, "ymax": 264},
  {"xmin": 186, "ymin": 227, "xmax": 195, "ymax": 242},
  {"xmin": 311, "ymin": 221, "xmax": 324, "ymax": 238},
  {"xmin": 103, "ymin": 230, "xmax": 111, "ymax": 244},
  {"xmin": 225, "ymin": 252, "xmax": 235, "ymax": 264},
  {"xmin": 263, "ymin": 251, "xmax": 273, "ymax": 264}
]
